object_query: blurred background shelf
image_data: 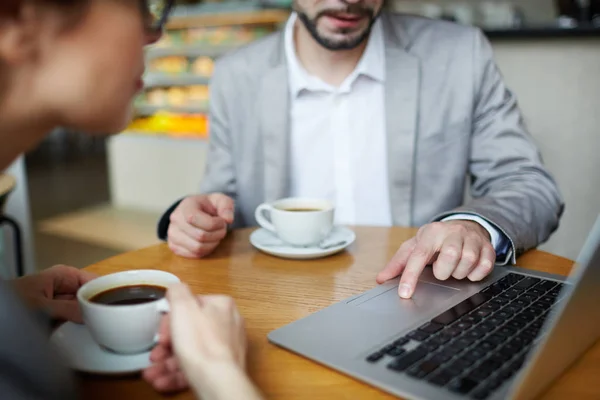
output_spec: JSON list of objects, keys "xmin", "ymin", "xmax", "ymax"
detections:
[
  {"xmin": 166, "ymin": 9, "xmax": 290, "ymax": 29},
  {"xmin": 134, "ymin": 104, "xmax": 208, "ymax": 117},
  {"xmin": 146, "ymin": 44, "xmax": 239, "ymax": 59},
  {"xmin": 144, "ymin": 73, "xmax": 211, "ymax": 88}
]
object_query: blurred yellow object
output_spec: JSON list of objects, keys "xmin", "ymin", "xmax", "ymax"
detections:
[
  {"xmin": 149, "ymin": 56, "xmax": 189, "ymax": 74},
  {"xmin": 146, "ymin": 88, "xmax": 169, "ymax": 106},
  {"xmin": 167, "ymin": 87, "xmax": 188, "ymax": 106},
  {"xmin": 191, "ymin": 56, "xmax": 214, "ymax": 76},
  {"xmin": 188, "ymin": 85, "xmax": 210, "ymax": 104},
  {"xmin": 126, "ymin": 112, "xmax": 208, "ymax": 139}
]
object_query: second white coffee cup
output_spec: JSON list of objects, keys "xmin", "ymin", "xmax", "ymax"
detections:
[{"xmin": 255, "ymin": 198, "xmax": 334, "ymax": 246}]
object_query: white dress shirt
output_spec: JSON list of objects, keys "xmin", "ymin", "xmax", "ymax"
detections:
[{"xmin": 284, "ymin": 13, "xmax": 510, "ymax": 255}]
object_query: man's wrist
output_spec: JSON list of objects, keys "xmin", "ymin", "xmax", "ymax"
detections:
[{"xmin": 445, "ymin": 219, "xmax": 491, "ymax": 241}]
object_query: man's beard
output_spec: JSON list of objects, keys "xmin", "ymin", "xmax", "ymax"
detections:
[{"xmin": 296, "ymin": 4, "xmax": 380, "ymax": 51}]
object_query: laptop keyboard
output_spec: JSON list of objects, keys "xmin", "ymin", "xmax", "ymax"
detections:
[{"xmin": 365, "ymin": 273, "xmax": 565, "ymax": 399}]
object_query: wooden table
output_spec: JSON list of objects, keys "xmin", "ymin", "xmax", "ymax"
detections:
[{"xmin": 79, "ymin": 227, "xmax": 599, "ymax": 400}]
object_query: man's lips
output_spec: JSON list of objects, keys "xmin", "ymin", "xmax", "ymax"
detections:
[{"xmin": 323, "ymin": 13, "xmax": 366, "ymax": 29}]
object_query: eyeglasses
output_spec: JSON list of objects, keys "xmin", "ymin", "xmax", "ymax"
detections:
[{"xmin": 140, "ymin": 0, "xmax": 175, "ymax": 33}]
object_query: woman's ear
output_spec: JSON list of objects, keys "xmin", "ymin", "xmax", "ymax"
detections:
[{"xmin": 0, "ymin": 2, "xmax": 40, "ymax": 65}]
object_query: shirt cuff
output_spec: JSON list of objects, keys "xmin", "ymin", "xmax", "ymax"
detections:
[{"xmin": 441, "ymin": 214, "xmax": 511, "ymax": 257}]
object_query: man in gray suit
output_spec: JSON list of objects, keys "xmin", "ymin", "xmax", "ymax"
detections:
[{"xmin": 159, "ymin": 0, "xmax": 564, "ymax": 299}]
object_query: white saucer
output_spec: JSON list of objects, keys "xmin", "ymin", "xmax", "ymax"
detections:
[
  {"xmin": 50, "ymin": 322, "xmax": 152, "ymax": 375},
  {"xmin": 250, "ymin": 226, "xmax": 356, "ymax": 260}
]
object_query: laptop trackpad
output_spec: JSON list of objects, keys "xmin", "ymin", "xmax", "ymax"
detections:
[{"xmin": 352, "ymin": 282, "xmax": 459, "ymax": 315}]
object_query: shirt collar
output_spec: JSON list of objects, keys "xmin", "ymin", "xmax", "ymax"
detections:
[{"xmin": 284, "ymin": 12, "xmax": 385, "ymax": 97}]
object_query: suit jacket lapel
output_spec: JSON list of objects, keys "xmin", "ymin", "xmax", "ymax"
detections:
[
  {"xmin": 382, "ymin": 15, "xmax": 420, "ymax": 226},
  {"xmin": 257, "ymin": 35, "xmax": 290, "ymax": 202}
]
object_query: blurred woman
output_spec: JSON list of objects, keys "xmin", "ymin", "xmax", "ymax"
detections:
[{"xmin": 0, "ymin": 1, "xmax": 259, "ymax": 398}]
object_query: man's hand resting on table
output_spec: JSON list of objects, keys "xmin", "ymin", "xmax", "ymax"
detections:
[
  {"xmin": 377, "ymin": 220, "xmax": 496, "ymax": 299},
  {"xmin": 167, "ymin": 194, "xmax": 235, "ymax": 258},
  {"xmin": 143, "ymin": 284, "xmax": 262, "ymax": 400},
  {"xmin": 11, "ymin": 265, "xmax": 98, "ymax": 323}
]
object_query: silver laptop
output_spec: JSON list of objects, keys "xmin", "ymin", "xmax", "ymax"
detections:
[{"xmin": 268, "ymin": 216, "xmax": 600, "ymax": 400}]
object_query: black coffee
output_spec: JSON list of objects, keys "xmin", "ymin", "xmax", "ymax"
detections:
[{"xmin": 90, "ymin": 284, "xmax": 167, "ymax": 306}]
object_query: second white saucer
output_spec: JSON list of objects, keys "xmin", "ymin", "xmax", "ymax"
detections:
[{"xmin": 250, "ymin": 226, "xmax": 356, "ymax": 260}]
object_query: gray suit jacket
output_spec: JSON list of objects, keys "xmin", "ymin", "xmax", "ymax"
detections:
[{"xmin": 163, "ymin": 13, "xmax": 564, "ymax": 264}]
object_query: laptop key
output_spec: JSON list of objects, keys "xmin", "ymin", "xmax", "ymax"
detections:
[
  {"xmin": 428, "ymin": 369, "xmax": 455, "ymax": 386},
  {"xmin": 514, "ymin": 277, "xmax": 541, "ymax": 290},
  {"xmin": 444, "ymin": 327, "xmax": 462, "ymax": 337},
  {"xmin": 479, "ymin": 341, "xmax": 498, "ymax": 351},
  {"xmin": 460, "ymin": 314, "xmax": 481, "ymax": 325},
  {"xmin": 537, "ymin": 280, "xmax": 558, "ymax": 292},
  {"xmin": 447, "ymin": 357, "xmax": 474, "ymax": 370},
  {"xmin": 481, "ymin": 286, "xmax": 498, "ymax": 296},
  {"xmin": 429, "ymin": 334, "xmax": 451, "ymax": 345},
  {"xmin": 462, "ymin": 348, "xmax": 487, "ymax": 362},
  {"xmin": 486, "ymin": 301, "xmax": 504, "ymax": 310},
  {"xmin": 486, "ymin": 316, "xmax": 504, "ymax": 326},
  {"xmin": 366, "ymin": 351, "xmax": 385, "ymax": 363},
  {"xmin": 387, "ymin": 347, "xmax": 406, "ymax": 357},
  {"xmin": 472, "ymin": 389, "xmax": 492, "ymax": 400},
  {"xmin": 486, "ymin": 334, "xmax": 508, "ymax": 346},
  {"xmin": 474, "ymin": 308, "xmax": 493, "ymax": 318},
  {"xmin": 480, "ymin": 359, "xmax": 503, "ymax": 372},
  {"xmin": 504, "ymin": 273, "xmax": 525, "ymax": 285},
  {"xmin": 419, "ymin": 322, "xmax": 443, "ymax": 334},
  {"xmin": 540, "ymin": 295, "xmax": 557, "ymax": 304},
  {"xmin": 381, "ymin": 344, "xmax": 395, "ymax": 353},
  {"xmin": 453, "ymin": 321, "xmax": 473, "ymax": 331},
  {"xmin": 469, "ymin": 368, "xmax": 493, "ymax": 382},
  {"xmin": 522, "ymin": 294, "xmax": 539, "ymax": 304},
  {"xmin": 393, "ymin": 337, "xmax": 410, "ymax": 347},
  {"xmin": 527, "ymin": 288, "xmax": 545, "ymax": 297},
  {"xmin": 430, "ymin": 350, "xmax": 454, "ymax": 364},
  {"xmin": 387, "ymin": 349, "xmax": 427, "ymax": 372},
  {"xmin": 507, "ymin": 320, "xmax": 526, "ymax": 330},
  {"xmin": 478, "ymin": 322, "xmax": 496, "ymax": 333},
  {"xmin": 482, "ymin": 285, "xmax": 502, "ymax": 296},
  {"xmin": 407, "ymin": 330, "xmax": 429, "ymax": 341},
  {"xmin": 407, "ymin": 360, "xmax": 441, "ymax": 379},
  {"xmin": 417, "ymin": 342, "xmax": 439, "ymax": 353},
  {"xmin": 454, "ymin": 336, "xmax": 477, "ymax": 348},
  {"xmin": 448, "ymin": 377, "xmax": 479, "ymax": 394},
  {"xmin": 497, "ymin": 326, "xmax": 518, "ymax": 337},
  {"xmin": 503, "ymin": 304, "xmax": 520, "ymax": 314},
  {"xmin": 432, "ymin": 293, "xmax": 491, "ymax": 325}
]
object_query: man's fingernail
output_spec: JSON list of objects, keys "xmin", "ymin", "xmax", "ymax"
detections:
[{"xmin": 399, "ymin": 284, "xmax": 411, "ymax": 298}]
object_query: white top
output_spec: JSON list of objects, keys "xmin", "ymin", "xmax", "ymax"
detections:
[
  {"xmin": 286, "ymin": 13, "xmax": 391, "ymax": 227},
  {"xmin": 283, "ymin": 13, "xmax": 509, "ymax": 254}
]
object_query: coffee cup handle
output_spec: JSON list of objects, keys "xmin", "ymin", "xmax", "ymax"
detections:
[
  {"xmin": 255, "ymin": 203, "xmax": 276, "ymax": 234},
  {"xmin": 154, "ymin": 298, "xmax": 170, "ymax": 345},
  {"xmin": 156, "ymin": 298, "xmax": 170, "ymax": 314}
]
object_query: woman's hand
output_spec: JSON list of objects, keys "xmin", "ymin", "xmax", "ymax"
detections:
[
  {"xmin": 143, "ymin": 284, "xmax": 261, "ymax": 400},
  {"xmin": 11, "ymin": 265, "xmax": 98, "ymax": 323}
]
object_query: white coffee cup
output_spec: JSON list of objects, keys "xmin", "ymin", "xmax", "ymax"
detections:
[
  {"xmin": 77, "ymin": 270, "xmax": 180, "ymax": 354},
  {"xmin": 255, "ymin": 198, "xmax": 334, "ymax": 246}
]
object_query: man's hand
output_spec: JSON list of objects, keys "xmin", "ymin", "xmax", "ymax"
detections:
[
  {"xmin": 143, "ymin": 285, "xmax": 248, "ymax": 395},
  {"xmin": 11, "ymin": 265, "xmax": 98, "ymax": 323},
  {"xmin": 377, "ymin": 221, "xmax": 496, "ymax": 299},
  {"xmin": 167, "ymin": 194, "xmax": 235, "ymax": 259}
]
